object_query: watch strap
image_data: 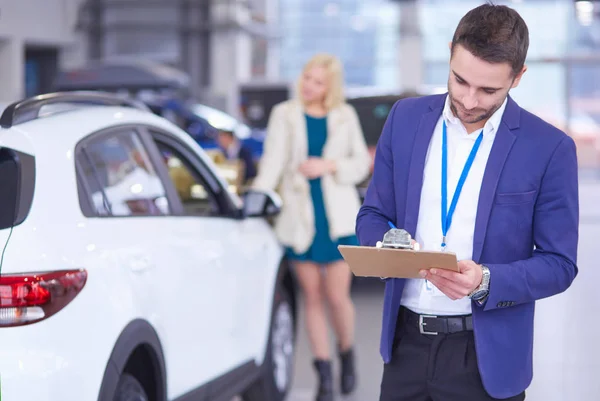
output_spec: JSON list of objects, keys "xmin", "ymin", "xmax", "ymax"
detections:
[{"xmin": 469, "ymin": 265, "xmax": 490, "ymax": 300}]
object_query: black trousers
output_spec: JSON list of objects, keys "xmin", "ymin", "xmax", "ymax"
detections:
[{"xmin": 380, "ymin": 307, "xmax": 526, "ymax": 401}]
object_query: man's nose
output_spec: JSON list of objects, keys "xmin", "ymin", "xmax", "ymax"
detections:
[
  {"xmin": 462, "ymin": 92, "xmax": 479, "ymax": 110},
  {"xmin": 462, "ymin": 94, "xmax": 479, "ymax": 110}
]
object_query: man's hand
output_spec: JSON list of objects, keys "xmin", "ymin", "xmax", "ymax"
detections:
[
  {"xmin": 298, "ymin": 158, "xmax": 336, "ymax": 179},
  {"xmin": 419, "ymin": 260, "xmax": 483, "ymax": 300}
]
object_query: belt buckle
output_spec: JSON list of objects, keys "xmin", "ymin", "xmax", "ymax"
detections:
[{"xmin": 419, "ymin": 314, "xmax": 438, "ymax": 335}]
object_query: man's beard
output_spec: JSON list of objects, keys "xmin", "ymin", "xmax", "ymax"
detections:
[{"xmin": 448, "ymin": 92, "xmax": 504, "ymax": 125}]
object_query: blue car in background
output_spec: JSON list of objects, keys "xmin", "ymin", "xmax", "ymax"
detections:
[{"xmin": 184, "ymin": 102, "xmax": 265, "ymax": 160}]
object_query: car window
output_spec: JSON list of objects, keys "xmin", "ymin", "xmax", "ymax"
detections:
[
  {"xmin": 153, "ymin": 139, "xmax": 222, "ymax": 217},
  {"xmin": 78, "ymin": 129, "xmax": 171, "ymax": 217}
]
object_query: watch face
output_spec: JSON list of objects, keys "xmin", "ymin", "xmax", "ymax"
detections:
[{"xmin": 471, "ymin": 289, "xmax": 488, "ymax": 300}]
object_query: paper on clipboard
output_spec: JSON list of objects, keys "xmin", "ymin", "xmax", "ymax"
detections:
[{"xmin": 338, "ymin": 245, "xmax": 459, "ymax": 279}]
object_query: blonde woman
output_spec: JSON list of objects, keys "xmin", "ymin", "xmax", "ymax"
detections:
[{"xmin": 252, "ymin": 53, "xmax": 371, "ymax": 401}]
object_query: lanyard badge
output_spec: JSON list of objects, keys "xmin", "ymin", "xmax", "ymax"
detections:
[{"xmin": 441, "ymin": 121, "xmax": 483, "ymax": 251}]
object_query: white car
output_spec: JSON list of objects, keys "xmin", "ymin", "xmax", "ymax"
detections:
[{"xmin": 0, "ymin": 92, "xmax": 297, "ymax": 401}]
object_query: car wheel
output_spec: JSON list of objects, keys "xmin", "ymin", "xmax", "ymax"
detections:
[
  {"xmin": 113, "ymin": 373, "xmax": 149, "ymax": 401},
  {"xmin": 243, "ymin": 284, "xmax": 296, "ymax": 401}
]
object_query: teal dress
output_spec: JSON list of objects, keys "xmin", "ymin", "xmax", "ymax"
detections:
[{"xmin": 285, "ymin": 114, "xmax": 359, "ymax": 265}]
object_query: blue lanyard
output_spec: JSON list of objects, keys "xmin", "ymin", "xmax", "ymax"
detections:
[{"xmin": 441, "ymin": 121, "xmax": 484, "ymax": 249}]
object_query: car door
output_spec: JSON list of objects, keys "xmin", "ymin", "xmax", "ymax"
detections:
[
  {"xmin": 140, "ymin": 127, "xmax": 253, "ymax": 389},
  {"xmin": 76, "ymin": 126, "xmax": 233, "ymax": 399},
  {"xmin": 75, "ymin": 128, "xmax": 172, "ymax": 323}
]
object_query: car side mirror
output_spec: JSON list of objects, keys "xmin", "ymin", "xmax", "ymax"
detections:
[{"xmin": 242, "ymin": 189, "xmax": 282, "ymax": 218}]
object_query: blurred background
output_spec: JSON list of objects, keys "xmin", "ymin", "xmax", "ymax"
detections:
[
  {"xmin": 2, "ymin": 0, "xmax": 599, "ymax": 400},
  {"xmin": 5, "ymin": 0, "xmax": 600, "ymax": 173}
]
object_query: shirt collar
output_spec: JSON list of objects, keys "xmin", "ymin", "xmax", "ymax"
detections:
[{"xmin": 442, "ymin": 94, "xmax": 508, "ymax": 137}]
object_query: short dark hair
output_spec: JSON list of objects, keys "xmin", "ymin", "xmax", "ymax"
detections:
[{"xmin": 451, "ymin": 2, "xmax": 529, "ymax": 76}]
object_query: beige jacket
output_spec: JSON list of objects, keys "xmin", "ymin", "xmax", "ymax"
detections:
[{"xmin": 252, "ymin": 99, "xmax": 371, "ymax": 254}]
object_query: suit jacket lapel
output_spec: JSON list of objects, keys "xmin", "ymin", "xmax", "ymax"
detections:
[
  {"xmin": 472, "ymin": 96, "xmax": 520, "ymax": 262},
  {"xmin": 404, "ymin": 96, "xmax": 445, "ymax": 236}
]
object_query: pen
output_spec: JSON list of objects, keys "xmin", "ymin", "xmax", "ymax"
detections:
[{"xmin": 376, "ymin": 221, "xmax": 396, "ymax": 249}]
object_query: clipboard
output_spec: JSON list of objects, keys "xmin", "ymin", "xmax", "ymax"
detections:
[{"xmin": 338, "ymin": 245, "xmax": 459, "ymax": 279}]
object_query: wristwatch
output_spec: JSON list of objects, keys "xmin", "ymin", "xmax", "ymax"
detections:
[{"xmin": 468, "ymin": 265, "xmax": 490, "ymax": 302}]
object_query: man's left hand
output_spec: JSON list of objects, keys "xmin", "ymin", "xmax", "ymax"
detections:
[{"xmin": 419, "ymin": 260, "xmax": 483, "ymax": 300}]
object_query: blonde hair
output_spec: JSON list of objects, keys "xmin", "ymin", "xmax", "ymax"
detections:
[{"xmin": 296, "ymin": 53, "xmax": 345, "ymax": 111}]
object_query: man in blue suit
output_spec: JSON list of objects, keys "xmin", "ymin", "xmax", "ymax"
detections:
[
  {"xmin": 216, "ymin": 129, "xmax": 257, "ymax": 184},
  {"xmin": 356, "ymin": 3, "xmax": 579, "ymax": 401}
]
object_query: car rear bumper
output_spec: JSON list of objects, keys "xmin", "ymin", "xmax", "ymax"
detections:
[
  {"xmin": 0, "ymin": 348, "xmax": 100, "ymax": 401},
  {"xmin": 0, "ymin": 312, "xmax": 119, "ymax": 401}
]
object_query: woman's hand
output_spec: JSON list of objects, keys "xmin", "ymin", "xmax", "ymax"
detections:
[{"xmin": 298, "ymin": 157, "xmax": 336, "ymax": 179}]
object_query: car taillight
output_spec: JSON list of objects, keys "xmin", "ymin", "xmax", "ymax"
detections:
[{"xmin": 0, "ymin": 269, "xmax": 87, "ymax": 327}]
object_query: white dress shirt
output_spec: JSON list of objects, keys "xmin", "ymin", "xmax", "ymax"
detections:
[
  {"xmin": 400, "ymin": 95, "xmax": 508, "ymax": 316},
  {"xmin": 225, "ymin": 141, "xmax": 241, "ymax": 160}
]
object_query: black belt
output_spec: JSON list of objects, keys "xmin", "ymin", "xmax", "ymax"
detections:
[{"xmin": 401, "ymin": 307, "xmax": 473, "ymax": 335}]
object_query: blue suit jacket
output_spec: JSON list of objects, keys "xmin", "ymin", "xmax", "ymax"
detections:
[{"xmin": 356, "ymin": 94, "xmax": 579, "ymax": 399}]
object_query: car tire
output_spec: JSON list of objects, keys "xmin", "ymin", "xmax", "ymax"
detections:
[
  {"xmin": 242, "ymin": 284, "xmax": 296, "ymax": 401},
  {"xmin": 113, "ymin": 373, "xmax": 149, "ymax": 401}
]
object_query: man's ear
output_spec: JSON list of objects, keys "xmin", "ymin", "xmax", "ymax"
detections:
[
  {"xmin": 511, "ymin": 65, "xmax": 528, "ymax": 89},
  {"xmin": 448, "ymin": 41, "xmax": 452, "ymax": 51}
]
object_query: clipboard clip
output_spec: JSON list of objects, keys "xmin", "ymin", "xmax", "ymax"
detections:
[{"xmin": 376, "ymin": 228, "xmax": 414, "ymax": 250}]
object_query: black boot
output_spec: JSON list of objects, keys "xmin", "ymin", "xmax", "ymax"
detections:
[
  {"xmin": 339, "ymin": 347, "xmax": 357, "ymax": 395},
  {"xmin": 313, "ymin": 359, "xmax": 334, "ymax": 401}
]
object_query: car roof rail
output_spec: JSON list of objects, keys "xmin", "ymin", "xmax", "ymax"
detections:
[{"xmin": 0, "ymin": 91, "xmax": 151, "ymax": 128}]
